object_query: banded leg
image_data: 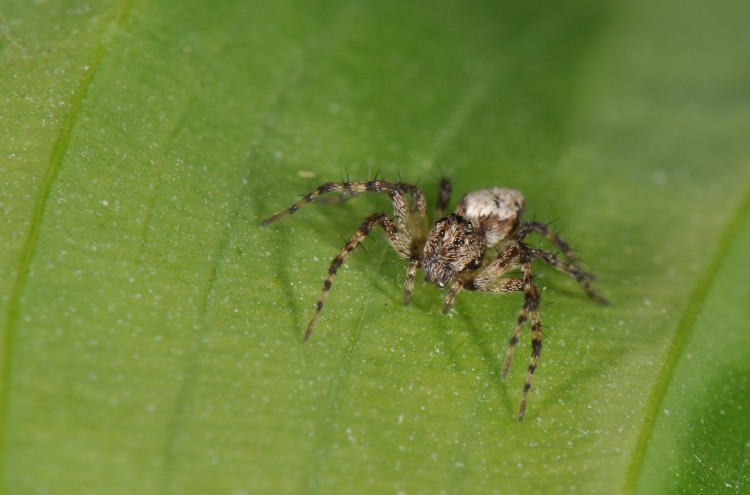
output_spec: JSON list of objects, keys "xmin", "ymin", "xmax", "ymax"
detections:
[
  {"xmin": 515, "ymin": 221, "xmax": 607, "ymax": 301},
  {"xmin": 526, "ymin": 247, "xmax": 609, "ymax": 305},
  {"xmin": 516, "ymin": 221, "xmax": 578, "ymax": 263},
  {"xmin": 436, "ymin": 177, "xmax": 452, "ymax": 218},
  {"xmin": 303, "ymin": 212, "xmax": 399, "ymax": 341},
  {"xmin": 517, "ymin": 252, "xmax": 542, "ymax": 422},
  {"xmin": 455, "ymin": 246, "xmax": 525, "ymax": 378},
  {"xmin": 260, "ymin": 180, "xmax": 422, "ymax": 247}
]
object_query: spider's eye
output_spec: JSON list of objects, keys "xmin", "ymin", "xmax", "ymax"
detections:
[
  {"xmin": 439, "ymin": 229, "xmax": 446, "ymax": 238},
  {"xmin": 453, "ymin": 237, "xmax": 463, "ymax": 246}
]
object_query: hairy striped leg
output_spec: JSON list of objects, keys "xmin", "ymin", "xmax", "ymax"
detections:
[
  {"xmin": 260, "ymin": 180, "xmax": 431, "ymax": 309},
  {"xmin": 515, "ymin": 251, "xmax": 542, "ymax": 422},
  {"xmin": 515, "ymin": 221, "xmax": 608, "ymax": 305},
  {"xmin": 260, "ymin": 180, "xmax": 426, "ymax": 232},
  {"xmin": 403, "ymin": 256, "xmax": 421, "ymax": 305},
  {"xmin": 303, "ymin": 212, "xmax": 401, "ymax": 341},
  {"xmin": 516, "ymin": 221, "xmax": 577, "ymax": 263},
  {"xmin": 525, "ymin": 247, "xmax": 609, "ymax": 305},
  {"xmin": 442, "ymin": 242, "xmax": 543, "ymax": 422}
]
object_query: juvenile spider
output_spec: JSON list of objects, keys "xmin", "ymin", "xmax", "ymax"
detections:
[{"xmin": 260, "ymin": 177, "xmax": 607, "ymax": 421}]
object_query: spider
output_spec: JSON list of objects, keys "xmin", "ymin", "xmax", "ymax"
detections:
[{"xmin": 260, "ymin": 177, "xmax": 608, "ymax": 421}]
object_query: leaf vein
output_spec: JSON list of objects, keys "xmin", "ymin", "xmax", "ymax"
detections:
[
  {"xmin": 0, "ymin": 0, "xmax": 135, "ymax": 484},
  {"xmin": 621, "ymin": 183, "xmax": 750, "ymax": 493}
]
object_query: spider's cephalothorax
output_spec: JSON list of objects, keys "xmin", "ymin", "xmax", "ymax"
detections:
[
  {"xmin": 423, "ymin": 214, "xmax": 487, "ymax": 288},
  {"xmin": 260, "ymin": 178, "xmax": 608, "ymax": 421}
]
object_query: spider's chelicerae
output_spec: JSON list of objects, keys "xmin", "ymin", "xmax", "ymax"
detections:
[{"xmin": 261, "ymin": 178, "xmax": 607, "ymax": 421}]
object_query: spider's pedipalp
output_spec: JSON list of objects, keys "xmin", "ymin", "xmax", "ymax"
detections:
[
  {"xmin": 441, "ymin": 279, "xmax": 466, "ymax": 314},
  {"xmin": 304, "ymin": 212, "xmax": 399, "ymax": 341}
]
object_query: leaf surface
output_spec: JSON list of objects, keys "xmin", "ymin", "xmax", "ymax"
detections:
[{"xmin": 1, "ymin": 0, "xmax": 749, "ymax": 493}]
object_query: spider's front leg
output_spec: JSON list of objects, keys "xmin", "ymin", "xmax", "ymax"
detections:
[
  {"xmin": 260, "ymin": 178, "xmax": 430, "ymax": 313},
  {"xmin": 303, "ymin": 212, "xmax": 404, "ymax": 341}
]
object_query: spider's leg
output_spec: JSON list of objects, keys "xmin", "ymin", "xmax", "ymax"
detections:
[
  {"xmin": 517, "ymin": 250, "xmax": 542, "ymax": 422},
  {"xmin": 304, "ymin": 212, "xmax": 400, "ymax": 341},
  {"xmin": 314, "ymin": 190, "xmax": 361, "ymax": 205},
  {"xmin": 260, "ymin": 180, "xmax": 427, "ymax": 235},
  {"xmin": 526, "ymin": 247, "xmax": 609, "ymax": 305},
  {"xmin": 464, "ymin": 276, "xmax": 528, "ymax": 381},
  {"xmin": 516, "ymin": 221, "xmax": 577, "ymax": 262},
  {"xmin": 486, "ymin": 278, "xmax": 527, "ymax": 377},
  {"xmin": 516, "ymin": 222, "xmax": 607, "ymax": 298},
  {"xmin": 436, "ymin": 177, "xmax": 452, "ymax": 219}
]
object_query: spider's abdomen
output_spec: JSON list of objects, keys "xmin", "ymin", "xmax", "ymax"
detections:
[
  {"xmin": 423, "ymin": 214, "xmax": 487, "ymax": 287},
  {"xmin": 455, "ymin": 188, "xmax": 524, "ymax": 247}
]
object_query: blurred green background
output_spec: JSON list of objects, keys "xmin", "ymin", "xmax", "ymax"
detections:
[{"xmin": 1, "ymin": 0, "xmax": 749, "ymax": 493}]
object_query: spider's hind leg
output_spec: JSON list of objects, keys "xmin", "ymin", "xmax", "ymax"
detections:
[
  {"xmin": 516, "ymin": 221, "xmax": 578, "ymax": 263},
  {"xmin": 526, "ymin": 247, "xmax": 609, "ymax": 305},
  {"xmin": 516, "ymin": 221, "xmax": 608, "ymax": 305}
]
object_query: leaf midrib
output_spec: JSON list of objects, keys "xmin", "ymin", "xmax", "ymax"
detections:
[
  {"xmin": 0, "ymin": 0, "xmax": 135, "ymax": 484},
  {"xmin": 621, "ymin": 184, "xmax": 750, "ymax": 493}
]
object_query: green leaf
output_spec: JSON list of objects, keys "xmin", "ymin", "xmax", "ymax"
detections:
[{"xmin": 2, "ymin": 0, "xmax": 749, "ymax": 493}]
